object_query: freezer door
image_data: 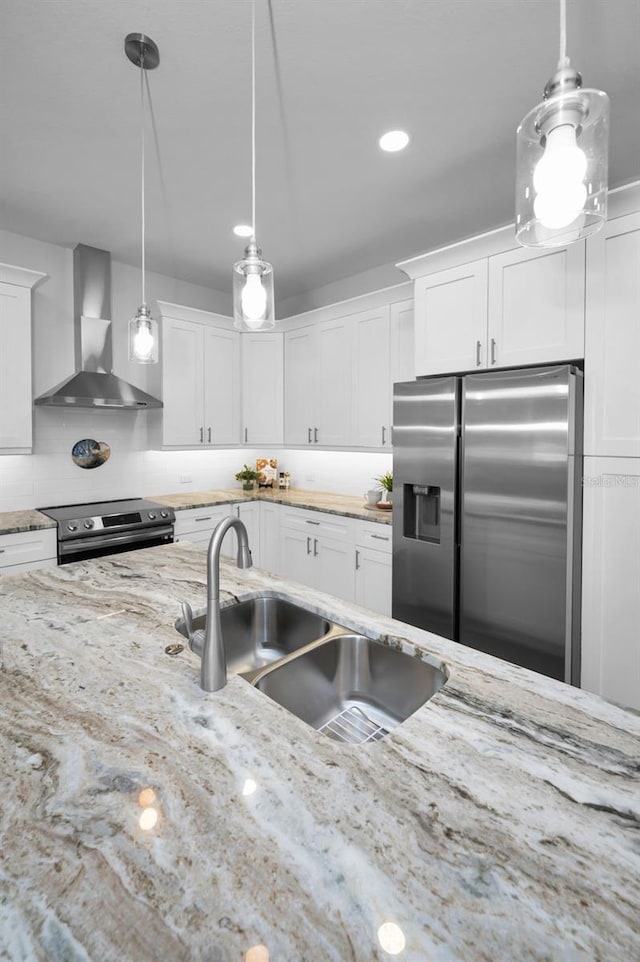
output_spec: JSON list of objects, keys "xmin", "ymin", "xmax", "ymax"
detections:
[
  {"xmin": 392, "ymin": 378, "xmax": 459, "ymax": 638},
  {"xmin": 459, "ymin": 365, "xmax": 582, "ymax": 682}
]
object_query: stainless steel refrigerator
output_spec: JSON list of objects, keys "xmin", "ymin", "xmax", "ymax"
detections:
[{"xmin": 392, "ymin": 365, "xmax": 583, "ymax": 684}]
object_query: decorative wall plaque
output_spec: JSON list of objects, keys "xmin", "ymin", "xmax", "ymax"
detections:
[{"xmin": 71, "ymin": 439, "xmax": 111, "ymax": 469}]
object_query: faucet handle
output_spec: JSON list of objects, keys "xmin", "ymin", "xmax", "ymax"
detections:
[{"xmin": 181, "ymin": 601, "xmax": 195, "ymax": 636}]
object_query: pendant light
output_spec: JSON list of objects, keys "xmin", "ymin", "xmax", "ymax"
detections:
[
  {"xmin": 233, "ymin": 0, "xmax": 275, "ymax": 331},
  {"xmin": 125, "ymin": 33, "xmax": 160, "ymax": 362},
  {"xmin": 515, "ymin": 0, "xmax": 609, "ymax": 248}
]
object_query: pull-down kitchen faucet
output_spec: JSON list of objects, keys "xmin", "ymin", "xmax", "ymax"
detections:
[{"xmin": 181, "ymin": 516, "xmax": 252, "ymax": 692}]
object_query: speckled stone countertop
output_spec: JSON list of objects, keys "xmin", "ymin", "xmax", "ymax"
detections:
[
  {"xmin": 0, "ymin": 508, "xmax": 56, "ymax": 536},
  {"xmin": 149, "ymin": 487, "xmax": 393, "ymax": 524},
  {"xmin": 1, "ymin": 542, "xmax": 638, "ymax": 961}
]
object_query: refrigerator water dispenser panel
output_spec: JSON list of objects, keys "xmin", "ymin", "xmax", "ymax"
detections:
[{"xmin": 404, "ymin": 484, "xmax": 441, "ymax": 543}]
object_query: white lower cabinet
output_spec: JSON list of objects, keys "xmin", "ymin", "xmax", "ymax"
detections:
[
  {"xmin": 354, "ymin": 520, "xmax": 392, "ymax": 616},
  {"xmin": 0, "ymin": 528, "xmax": 57, "ymax": 576},
  {"xmin": 258, "ymin": 502, "xmax": 281, "ymax": 574},
  {"xmin": 174, "ymin": 506, "xmax": 235, "ymax": 559},
  {"xmin": 227, "ymin": 502, "xmax": 261, "ymax": 567},
  {"xmin": 581, "ymin": 456, "xmax": 640, "ymax": 711},
  {"xmin": 279, "ymin": 508, "xmax": 355, "ymax": 603}
]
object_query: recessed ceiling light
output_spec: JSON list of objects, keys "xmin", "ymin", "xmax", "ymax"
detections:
[
  {"xmin": 233, "ymin": 224, "xmax": 254, "ymax": 238},
  {"xmin": 379, "ymin": 130, "xmax": 409, "ymax": 153}
]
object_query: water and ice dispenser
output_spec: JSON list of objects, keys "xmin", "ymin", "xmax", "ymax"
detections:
[{"xmin": 403, "ymin": 484, "xmax": 441, "ymax": 544}]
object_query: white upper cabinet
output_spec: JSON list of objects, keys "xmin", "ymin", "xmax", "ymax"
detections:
[
  {"xmin": 242, "ymin": 332, "xmax": 284, "ymax": 445},
  {"xmin": 353, "ymin": 306, "xmax": 392, "ymax": 448},
  {"xmin": 584, "ymin": 212, "xmax": 640, "ymax": 458},
  {"xmin": 284, "ymin": 318, "xmax": 352, "ymax": 446},
  {"xmin": 284, "ymin": 327, "xmax": 316, "ymax": 444},
  {"xmin": 411, "ymin": 239, "xmax": 585, "ymax": 377},
  {"xmin": 0, "ymin": 264, "xmax": 47, "ymax": 453},
  {"xmin": 487, "ymin": 243, "xmax": 585, "ymax": 369},
  {"xmin": 160, "ymin": 306, "xmax": 240, "ymax": 448},
  {"xmin": 414, "ymin": 260, "xmax": 488, "ymax": 375}
]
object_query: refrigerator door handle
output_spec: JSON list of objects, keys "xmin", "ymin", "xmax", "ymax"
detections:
[{"xmin": 476, "ymin": 340, "xmax": 482, "ymax": 366}]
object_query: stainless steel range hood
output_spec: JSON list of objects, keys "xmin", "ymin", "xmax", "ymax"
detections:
[{"xmin": 35, "ymin": 244, "xmax": 162, "ymax": 410}]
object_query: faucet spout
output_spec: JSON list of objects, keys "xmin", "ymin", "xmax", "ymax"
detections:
[{"xmin": 197, "ymin": 515, "xmax": 252, "ymax": 692}]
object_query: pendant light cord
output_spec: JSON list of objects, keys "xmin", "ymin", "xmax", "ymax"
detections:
[
  {"xmin": 140, "ymin": 51, "xmax": 147, "ymax": 305},
  {"xmin": 558, "ymin": 0, "xmax": 569, "ymax": 68},
  {"xmin": 251, "ymin": 0, "xmax": 256, "ymax": 243}
]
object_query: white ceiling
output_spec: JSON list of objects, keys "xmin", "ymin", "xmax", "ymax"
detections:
[{"xmin": 2, "ymin": 0, "xmax": 639, "ymax": 311}]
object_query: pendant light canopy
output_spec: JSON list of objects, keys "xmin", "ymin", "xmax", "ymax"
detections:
[
  {"xmin": 125, "ymin": 33, "xmax": 159, "ymax": 363},
  {"xmin": 233, "ymin": 0, "xmax": 275, "ymax": 331},
  {"xmin": 515, "ymin": 0, "xmax": 609, "ymax": 249}
]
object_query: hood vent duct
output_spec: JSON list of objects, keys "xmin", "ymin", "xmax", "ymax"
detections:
[{"xmin": 34, "ymin": 244, "xmax": 163, "ymax": 410}]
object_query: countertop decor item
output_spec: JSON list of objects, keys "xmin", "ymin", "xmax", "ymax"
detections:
[
  {"xmin": 71, "ymin": 439, "xmax": 111, "ymax": 469},
  {"xmin": 234, "ymin": 464, "xmax": 260, "ymax": 491},
  {"xmin": 375, "ymin": 471, "xmax": 393, "ymax": 506},
  {"xmin": 125, "ymin": 32, "xmax": 160, "ymax": 363},
  {"xmin": 256, "ymin": 457, "xmax": 278, "ymax": 487},
  {"xmin": 515, "ymin": 0, "xmax": 609, "ymax": 248},
  {"xmin": 232, "ymin": 0, "xmax": 275, "ymax": 331}
]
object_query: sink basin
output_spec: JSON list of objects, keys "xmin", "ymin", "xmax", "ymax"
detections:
[
  {"xmin": 175, "ymin": 596, "xmax": 332, "ymax": 677},
  {"xmin": 255, "ymin": 633, "xmax": 445, "ymax": 743}
]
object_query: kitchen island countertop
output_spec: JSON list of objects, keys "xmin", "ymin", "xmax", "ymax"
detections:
[{"xmin": 1, "ymin": 542, "xmax": 638, "ymax": 961}]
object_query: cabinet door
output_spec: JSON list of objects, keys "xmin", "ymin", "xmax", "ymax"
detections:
[
  {"xmin": 242, "ymin": 333, "xmax": 284, "ymax": 444},
  {"xmin": 258, "ymin": 502, "xmax": 281, "ymax": 574},
  {"xmin": 228, "ymin": 502, "xmax": 261, "ymax": 566},
  {"xmin": 488, "ymin": 243, "xmax": 585, "ymax": 368},
  {"xmin": 162, "ymin": 318, "xmax": 204, "ymax": 446},
  {"xmin": 284, "ymin": 328, "xmax": 316, "ymax": 444},
  {"xmin": 316, "ymin": 318, "xmax": 352, "ymax": 446},
  {"xmin": 314, "ymin": 535, "xmax": 355, "ymax": 603},
  {"xmin": 0, "ymin": 283, "xmax": 32, "ymax": 450},
  {"xmin": 352, "ymin": 307, "xmax": 391, "ymax": 448},
  {"xmin": 581, "ymin": 456, "xmax": 640, "ymax": 711},
  {"xmin": 279, "ymin": 526, "xmax": 315, "ymax": 587},
  {"xmin": 414, "ymin": 260, "xmax": 488, "ymax": 375},
  {"xmin": 390, "ymin": 299, "xmax": 414, "ymax": 444},
  {"xmin": 355, "ymin": 546, "xmax": 392, "ymax": 616},
  {"xmin": 203, "ymin": 328, "xmax": 240, "ymax": 445},
  {"xmin": 584, "ymin": 213, "xmax": 640, "ymax": 458}
]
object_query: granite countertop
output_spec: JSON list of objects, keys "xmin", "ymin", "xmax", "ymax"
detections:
[
  {"xmin": 150, "ymin": 487, "xmax": 393, "ymax": 524},
  {"xmin": 1, "ymin": 542, "xmax": 638, "ymax": 961},
  {"xmin": 0, "ymin": 508, "xmax": 56, "ymax": 536},
  {"xmin": 0, "ymin": 489, "xmax": 391, "ymax": 537}
]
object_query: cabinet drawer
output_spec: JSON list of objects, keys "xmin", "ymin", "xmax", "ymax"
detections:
[
  {"xmin": 0, "ymin": 528, "xmax": 57, "ymax": 570},
  {"xmin": 355, "ymin": 519, "xmax": 392, "ymax": 553},
  {"xmin": 280, "ymin": 507, "xmax": 354, "ymax": 544},
  {"xmin": 173, "ymin": 505, "xmax": 231, "ymax": 536}
]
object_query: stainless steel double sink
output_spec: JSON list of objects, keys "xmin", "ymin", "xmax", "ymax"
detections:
[{"xmin": 175, "ymin": 596, "xmax": 445, "ymax": 745}]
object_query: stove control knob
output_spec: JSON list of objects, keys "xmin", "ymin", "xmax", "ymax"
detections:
[
  {"xmin": 148, "ymin": 512, "xmax": 157, "ymax": 520},
  {"xmin": 160, "ymin": 510, "xmax": 169, "ymax": 519},
  {"xmin": 84, "ymin": 520, "xmax": 94, "ymax": 529},
  {"xmin": 67, "ymin": 523, "xmax": 77, "ymax": 532}
]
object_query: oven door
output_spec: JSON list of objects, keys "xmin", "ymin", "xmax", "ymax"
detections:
[{"xmin": 58, "ymin": 525, "xmax": 174, "ymax": 565}]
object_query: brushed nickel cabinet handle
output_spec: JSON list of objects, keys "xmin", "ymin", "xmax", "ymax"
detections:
[
  {"xmin": 476, "ymin": 340, "xmax": 482, "ymax": 366},
  {"xmin": 491, "ymin": 338, "xmax": 497, "ymax": 365},
  {"xmin": 305, "ymin": 519, "xmax": 320, "ymax": 526},
  {"xmin": 195, "ymin": 516, "xmax": 212, "ymax": 522},
  {"xmin": 355, "ymin": 549, "xmax": 360, "ymax": 570},
  {"xmin": 306, "ymin": 536, "xmax": 312, "ymax": 555},
  {"xmin": 200, "ymin": 426, "xmax": 204, "ymax": 443},
  {"xmin": 371, "ymin": 534, "xmax": 389, "ymax": 541},
  {"xmin": 314, "ymin": 427, "xmax": 318, "ymax": 444},
  {"xmin": 308, "ymin": 427, "xmax": 312, "ymax": 444},
  {"xmin": 244, "ymin": 427, "xmax": 248, "ymax": 443},
  {"xmin": 207, "ymin": 427, "xmax": 211, "ymax": 443},
  {"xmin": 313, "ymin": 538, "xmax": 318, "ymax": 557},
  {"xmin": 382, "ymin": 425, "xmax": 386, "ymax": 445}
]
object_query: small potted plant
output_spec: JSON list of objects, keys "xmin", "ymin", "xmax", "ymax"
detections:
[
  {"xmin": 235, "ymin": 464, "xmax": 260, "ymax": 491},
  {"xmin": 375, "ymin": 472, "xmax": 393, "ymax": 507}
]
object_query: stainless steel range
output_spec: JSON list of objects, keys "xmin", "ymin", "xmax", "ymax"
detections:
[{"xmin": 38, "ymin": 498, "xmax": 175, "ymax": 565}]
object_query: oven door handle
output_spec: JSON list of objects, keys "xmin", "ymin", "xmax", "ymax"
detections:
[{"xmin": 58, "ymin": 525, "xmax": 174, "ymax": 556}]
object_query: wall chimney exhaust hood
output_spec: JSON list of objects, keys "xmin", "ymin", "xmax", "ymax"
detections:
[{"xmin": 34, "ymin": 244, "xmax": 162, "ymax": 410}]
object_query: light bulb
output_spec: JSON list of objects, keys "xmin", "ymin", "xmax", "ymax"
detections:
[
  {"xmin": 133, "ymin": 321, "xmax": 155, "ymax": 360},
  {"xmin": 533, "ymin": 124, "xmax": 588, "ymax": 229},
  {"xmin": 241, "ymin": 272, "xmax": 267, "ymax": 322}
]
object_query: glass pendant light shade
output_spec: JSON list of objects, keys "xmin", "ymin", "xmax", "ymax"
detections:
[
  {"xmin": 233, "ymin": 241, "xmax": 275, "ymax": 331},
  {"xmin": 516, "ymin": 72, "xmax": 609, "ymax": 248},
  {"xmin": 129, "ymin": 304, "xmax": 158, "ymax": 363}
]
